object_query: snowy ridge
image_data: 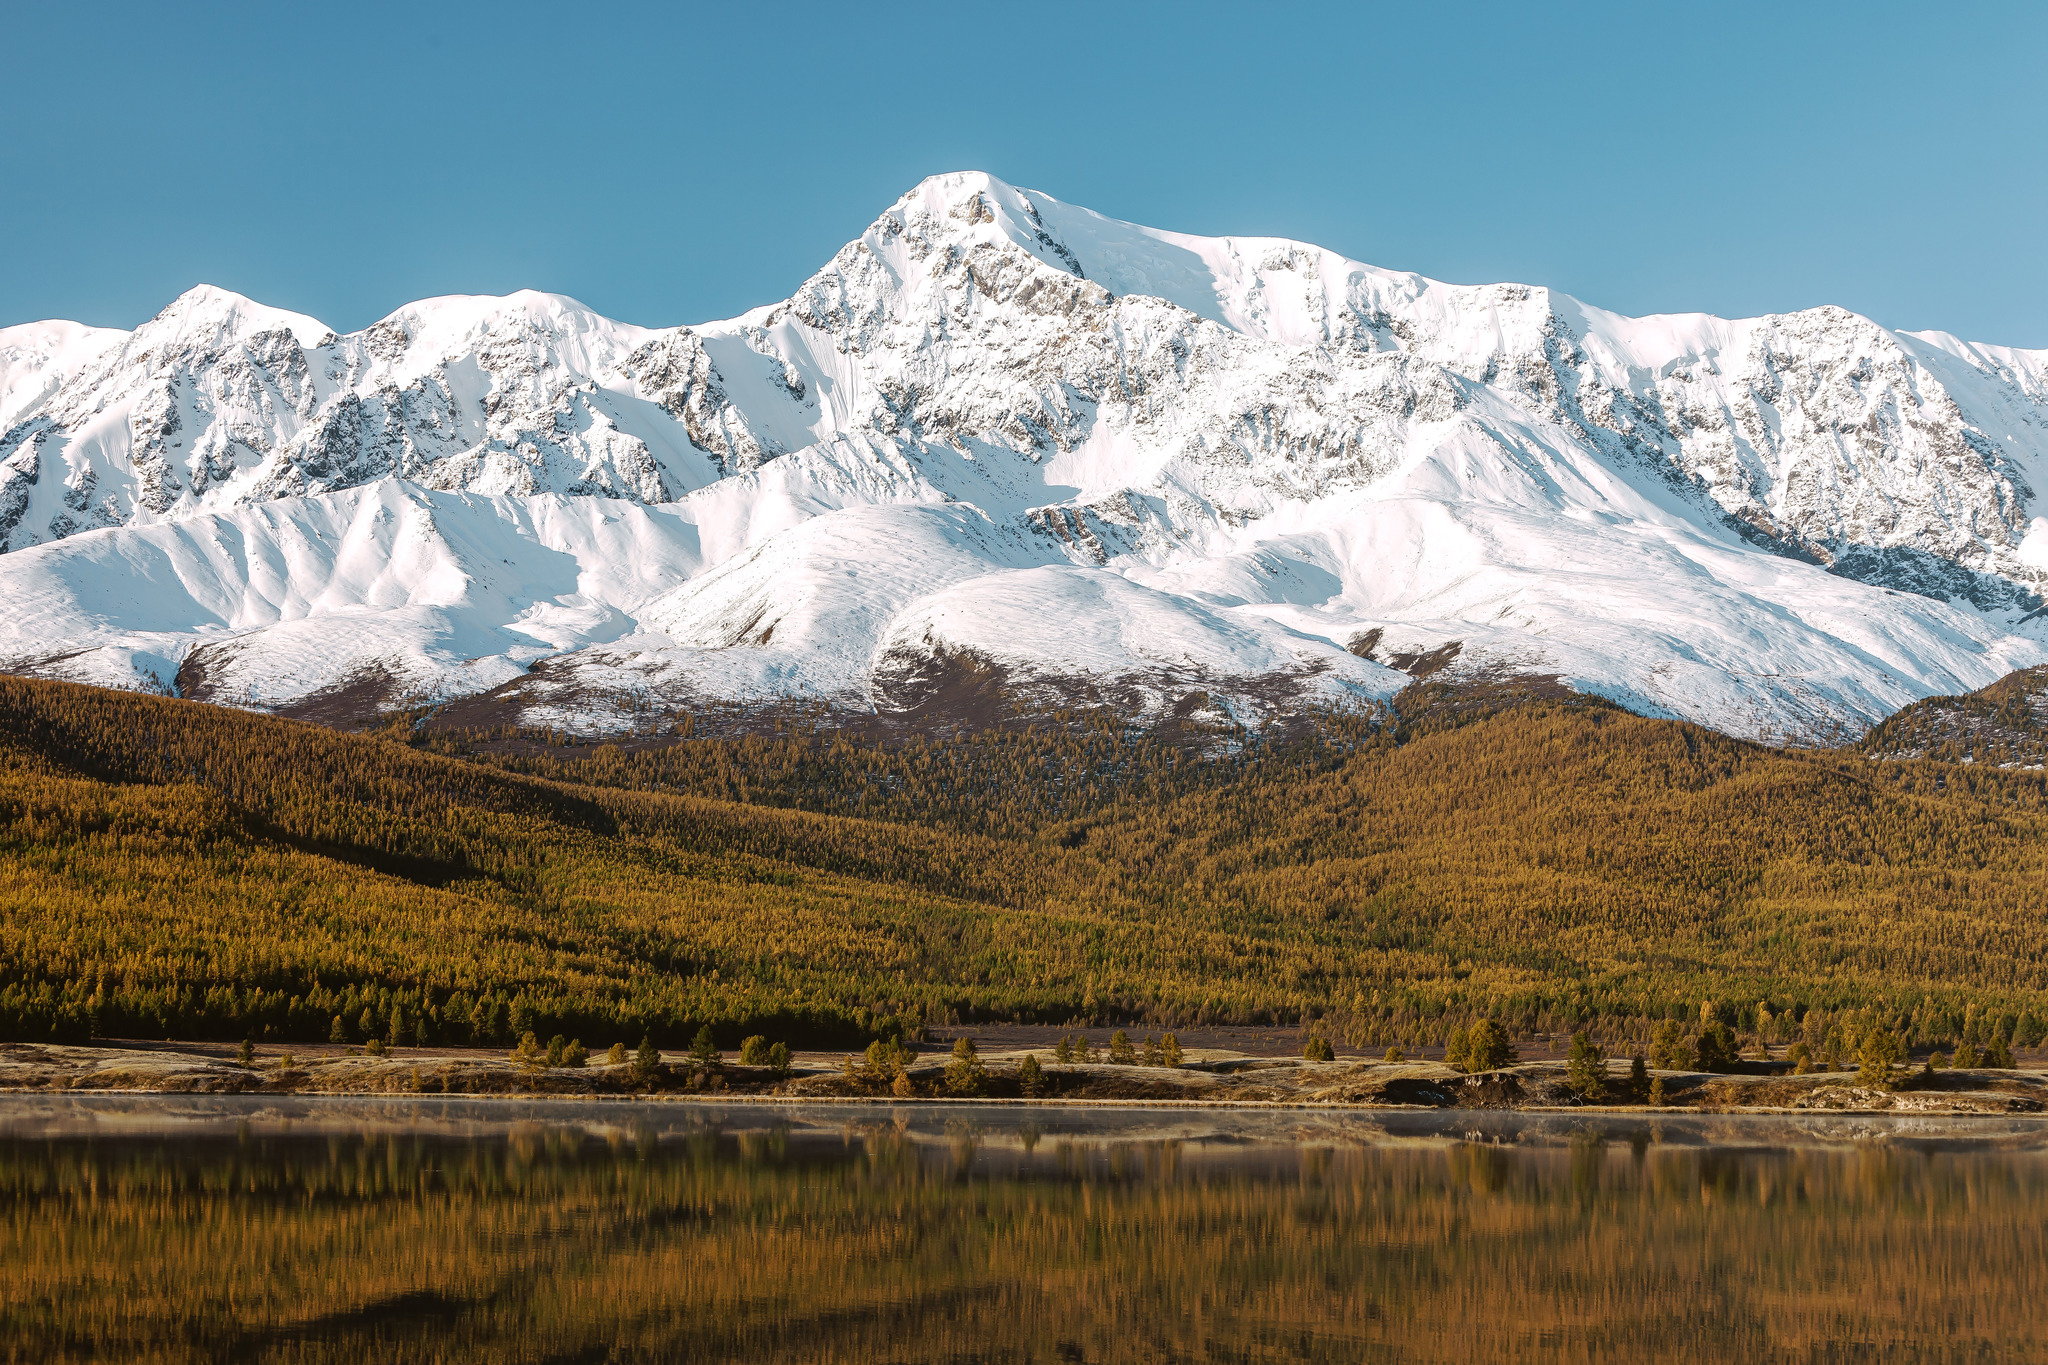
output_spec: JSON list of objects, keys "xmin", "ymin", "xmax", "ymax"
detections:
[{"xmin": 2, "ymin": 171, "xmax": 2045, "ymax": 739}]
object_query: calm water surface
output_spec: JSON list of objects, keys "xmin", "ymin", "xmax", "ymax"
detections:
[{"xmin": 3, "ymin": 1096, "xmax": 2046, "ymax": 1363}]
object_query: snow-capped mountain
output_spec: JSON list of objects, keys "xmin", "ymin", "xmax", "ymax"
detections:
[{"xmin": 3, "ymin": 171, "xmax": 2045, "ymax": 740}]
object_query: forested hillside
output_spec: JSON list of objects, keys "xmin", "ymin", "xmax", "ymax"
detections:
[{"xmin": 3, "ymin": 676, "xmax": 2046, "ymax": 1057}]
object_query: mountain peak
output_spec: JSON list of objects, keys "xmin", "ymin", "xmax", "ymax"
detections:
[{"xmin": 134, "ymin": 285, "xmax": 335, "ymax": 352}]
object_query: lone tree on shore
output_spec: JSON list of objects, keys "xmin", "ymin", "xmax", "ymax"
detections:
[
  {"xmin": 1459, "ymin": 1020, "xmax": 1517, "ymax": 1073},
  {"xmin": 1566, "ymin": 1031, "xmax": 1606, "ymax": 1100},
  {"xmin": 1649, "ymin": 1020, "xmax": 1694, "ymax": 1071},
  {"xmin": 691, "ymin": 1026, "xmax": 719, "ymax": 1065},
  {"xmin": 1859, "ymin": 1027, "xmax": 1903, "ymax": 1089},
  {"xmin": 1695, "ymin": 1022, "xmax": 1739, "ymax": 1073},
  {"xmin": 632, "ymin": 1036, "xmax": 663, "ymax": 1083},
  {"xmin": 946, "ymin": 1038, "xmax": 987, "ymax": 1095},
  {"xmin": 1019, "ymin": 1053, "xmax": 1047, "ymax": 1097}
]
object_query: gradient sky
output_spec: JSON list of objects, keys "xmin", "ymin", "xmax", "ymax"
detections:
[{"xmin": 4, "ymin": 1, "xmax": 2044, "ymax": 345}]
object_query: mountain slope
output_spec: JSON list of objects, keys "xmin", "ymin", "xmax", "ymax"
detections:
[
  {"xmin": 3, "ymin": 172, "xmax": 2045, "ymax": 738},
  {"xmin": 5, "ymin": 674, "xmax": 2048, "ymax": 1048}
]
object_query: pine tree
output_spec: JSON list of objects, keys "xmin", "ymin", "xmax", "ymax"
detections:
[
  {"xmin": 1053, "ymin": 1036, "xmax": 1073, "ymax": 1064},
  {"xmin": 1649, "ymin": 1076, "xmax": 1666, "ymax": 1106},
  {"xmin": 1984, "ymin": 1035, "xmax": 2015, "ymax": 1069},
  {"xmin": 545, "ymin": 1035, "xmax": 567, "ymax": 1067},
  {"xmin": 1109, "ymin": 1030, "xmax": 1135, "ymax": 1064},
  {"xmin": 1858, "ymin": 1028, "xmax": 1902, "ymax": 1089},
  {"xmin": 1566, "ymin": 1032, "xmax": 1605, "ymax": 1100},
  {"xmin": 1161, "ymin": 1034, "xmax": 1182, "ymax": 1068},
  {"xmin": 632, "ymin": 1036, "xmax": 662, "ymax": 1083},
  {"xmin": 739, "ymin": 1035, "xmax": 770, "ymax": 1066},
  {"xmin": 691, "ymin": 1025, "xmax": 719, "ymax": 1065},
  {"xmin": 1695, "ymin": 1022, "xmax": 1738, "ymax": 1073},
  {"xmin": 1464, "ymin": 1020, "xmax": 1517, "ymax": 1072},
  {"xmin": 562, "ymin": 1039, "xmax": 587, "ymax": 1068},
  {"xmin": 767, "ymin": 1041, "xmax": 792, "ymax": 1075},
  {"xmin": 1302, "ymin": 1035, "xmax": 1335, "ymax": 1062},
  {"xmin": 1019, "ymin": 1053, "xmax": 1046, "ymax": 1097},
  {"xmin": 511, "ymin": 1031, "xmax": 545, "ymax": 1069},
  {"xmin": 1445, "ymin": 1026, "xmax": 1471, "ymax": 1072},
  {"xmin": 237, "ymin": 1038, "xmax": 255, "ymax": 1067},
  {"xmin": 605, "ymin": 1042, "xmax": 628, "ymax": 1066},
  {"xmin": 328, "ymin": 1015, "xmax": 346, "ymax": 1045},
  {"xmin": 945, "ymin": 1037, "xmax": 986, "ymax": 1095},
  {"xmin": 1383, "ymin": 1045, "xmax": 1407, "ymax": 1063},
  {"xmin": 1628, "ymin": 1053, "xmax": 1648, "ymax": 1098},
  {"xmin": 1649, "ymin": 1019, "xmax": 1693, "ymax": 1070}
]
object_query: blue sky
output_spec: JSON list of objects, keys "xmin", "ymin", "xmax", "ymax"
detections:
[{"xmin": 4, "ymin": 1, "xmax": 2044, "ymax": 344}]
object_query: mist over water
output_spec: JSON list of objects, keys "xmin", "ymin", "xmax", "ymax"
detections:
[{"xmin": 3, "ymin": 1098, "xmax": 2044, "ymax": 1362}]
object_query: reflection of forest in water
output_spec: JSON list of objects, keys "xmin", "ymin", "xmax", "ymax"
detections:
[{"xmin": 4, "ymin": 1101, "xmax": 2046, "ymax": 1363}]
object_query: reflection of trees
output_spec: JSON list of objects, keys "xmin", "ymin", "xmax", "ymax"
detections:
[{"xmin": 5, "ymin": 1129, "xmax": 2045, "ymax": 1362}]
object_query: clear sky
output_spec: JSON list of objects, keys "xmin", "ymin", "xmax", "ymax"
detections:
[{"xmin": 4, "ymin": 1, "xmax": 2044, "ymax": 345}]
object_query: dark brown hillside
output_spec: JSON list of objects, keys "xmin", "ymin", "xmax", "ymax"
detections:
[{"xmin": 1860, "ymin": 663, "xmax": 2048, "ymax": 767}]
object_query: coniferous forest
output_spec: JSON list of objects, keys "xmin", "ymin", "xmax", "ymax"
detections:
[{"xmin": 2, "ymin": 673, "xmax": 2046, "ymax": 1058}]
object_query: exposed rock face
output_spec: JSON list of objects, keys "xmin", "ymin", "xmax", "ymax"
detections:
[{"xmin": 1, "ymin": 172, "xmax": 2045, "ymax": 737}]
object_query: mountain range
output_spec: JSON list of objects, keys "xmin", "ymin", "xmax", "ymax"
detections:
[{"xmin": 3, "ymin": 171, "xmax": 2045, "ymax": 740}]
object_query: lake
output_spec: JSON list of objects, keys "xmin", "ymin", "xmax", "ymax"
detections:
[{"xmin": 2, "ymin": 1096, "xmax": 2044, "ymax": 1362}]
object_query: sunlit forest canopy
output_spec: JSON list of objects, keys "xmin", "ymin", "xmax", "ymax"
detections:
[{"xmin": 2, "ymin": 675, "xmax": 2046, "ymax": 1051}]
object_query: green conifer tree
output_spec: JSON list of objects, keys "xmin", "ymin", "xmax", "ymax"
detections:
[
  {"xmin": 691, "ymin": 1025, "xmax": 719, "ymax": 1065},
  {"xmin": 1464, "ymin": 1020, "xmax": 1517, "ymax": 1072},
  {"xmin": 1161, "ymin": 1033, "xmax": 1182, "ymax": 1068},
  {"xmin": 1444, "ymin": 1026, "xmax": 1471, "ymax": 1072},
  {"xmin": 1695, "ymin": 1022, "xmax": 1738, "ymax": 1073},
  {"xmin": 945, "ymin": 1037, "xmax": 986, "ymax": 1095},
  {"xmin": 1649, "ymin": 1019, "xmax": 1693, "ymax": 1071},
  {"xmin": 632, "ymin": 1036, "xmax": 662, "ymax": 1083},
  {"xmin": 1858, "ymin": 1028, "xmax": 1902, "ymax": 1089},
  {"xmin": 1019, "ymin": 1053, "xmax": 1047, "ymax": 1097},
  {"xmin": 1566, "ymin": 1031, "xmax": 1606, "ymax": 1099}
]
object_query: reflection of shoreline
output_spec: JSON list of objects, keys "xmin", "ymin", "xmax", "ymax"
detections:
[{"xmin": 5, "ymin": 1093, "xmax": 2047, "ymax": 1156}]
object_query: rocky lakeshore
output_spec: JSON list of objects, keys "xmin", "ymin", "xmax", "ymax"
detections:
[{"xmin": 5, "ymin": 1040, "xmax": 2043, "ymax": 1115}]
